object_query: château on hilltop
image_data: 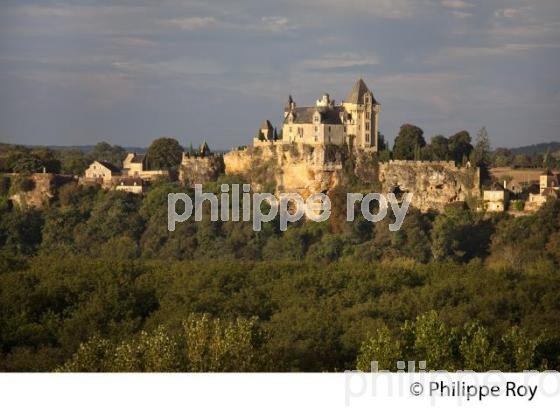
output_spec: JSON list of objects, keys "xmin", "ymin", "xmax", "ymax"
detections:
[{"xmin": 224, "ymin": 79, "xmax": 481, "ymax": 212}]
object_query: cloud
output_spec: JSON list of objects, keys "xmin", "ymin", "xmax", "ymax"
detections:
[
  {"xmin": 451, "ymin": 11, "xmax": 473, "ymax": 19},
  {"xmin": 163, "ymin": 16, "xmax": 217, "ymax": 31},
  {"xmin": 426, "ymin": 43, "xmax": 560, "ymax": 65},
  {"xmin": 260, "ymin": 16, "xmax": 293, "ymax": 32},
  {"xmin": 298, "ymin": 52, "xmax": 380, "ymax": 73},
  {"xmin": 293, "ymin": 0, "xmax": 434, "ymax": 19},
  {"xmin": 441, "ymin": 0, "xmax": 474, "ymax": 10},
  {"xmin": 494, "ymin": 7, "xmax": 532, "ymax": 20},
  {"xmin": 111, "ymin": 36, "xmax": 157, "ymax": 48},
  {"xmin": 161, "ymin": 15, "xmax": 295, "ymax": 33}
]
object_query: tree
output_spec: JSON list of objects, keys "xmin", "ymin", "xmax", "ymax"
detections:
[
  {"xmin": 18, "ymin": 177, "xmax": 35, "ymax": 192},
  {"xmin": 543, "ymin": 149, "xmax": 556, "ymax": 170},
  {"xmin": 493, "ymin": 148, "xmax": 512, "ymax": 167},
  {"xmin": 0, "ymin": 176, "xmax": 11, "ymax": 196},
  {"xmin": 356, "ymin": 325, "xmax": 402, "ymax": 371},
  {"xmin": 429, "ymin": 135, "xmax": 449, "ymax": 160},
  {"xmin": 10, "ymin": 153, "xmax": 43, "ymax": 174},
  {"xmin": 31, "ymin": 148, "xmax": 61, "ymax": 173},
  {"xmin": 471, "ymin": 127, "xmax": 491, "ymax": 182},
  {"xmin": 145, "ymin": 137, "xmax": 183, "ymax": 170},
  {"xmin": 88, "ymin": 142, "xmax": 126, "ymax": 167},
  {"xmin": 393, "ymin": 124, "xmax": 426, "ymax": 160},
  {"xmin": 57, "ymin": 149, "xmax": 88, "ymax": 175},
  {"xmin": 448, "ymin": 131, "xmax": 473, "ymax": 164},
  {"xmin": 255, "ymin": 130, "xmax": 266, "ymax": 141}
]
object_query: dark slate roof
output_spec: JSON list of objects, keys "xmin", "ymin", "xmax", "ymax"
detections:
[
  {"xmin": 486, "ymin": 182, "xmax": 505, "ymax": 191},
  {"xmin": 284, "ymin": 106, "xmax": 344, "ymax": 125},
  {"xmin": 130, "ymin": 153, "xmax": 145, "ymax": 164},
  {"xmin": 345, "ymin": 78, "xmax": 378, "ymax": 105},
  {"xmin": 260, "ymin": 120, "xmax": 273, "ymax": 129},
  {"xmin": 117, "ymin": 177, "xmax": 143, "ymax": 186},
  {"xmin": 97, "ymin": 160, "xmax": 121, "ymax": 173}
]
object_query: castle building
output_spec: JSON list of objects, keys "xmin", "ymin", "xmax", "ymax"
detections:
[
  {"xmin": 281, "ymin": 79, "xmax": 380, "ymax": 150},
  {"xmin": 258, "ymin": 120, "xmax": 274, "ymax": 141}
]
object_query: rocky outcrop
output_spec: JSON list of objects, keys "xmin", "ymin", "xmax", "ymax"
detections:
[
  {"xmin": 378, "ymin": 160, "xmax": 480, "ymax": 212},
  {"xmin": 179, "ymin": 155, "xmax": 225, "ymax": 186},
  {"xmin": 224, "ymin": 143, "xmax": 348, "ymax": 197},
  {"xmin": 224, "ymin": 144, "xmax": 481, "ymax": 212},
  {"xmin": 10, "ymin": 173, "xmax": 75, "ymax": 209}
]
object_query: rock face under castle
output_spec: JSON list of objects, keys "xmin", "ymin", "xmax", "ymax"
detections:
[{"xmin": 257, "ymin": 79, "xmax": 381, "ymax": 150}]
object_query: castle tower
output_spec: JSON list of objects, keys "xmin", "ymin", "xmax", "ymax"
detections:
[
  {"xmin": 341, "ymin": 79, "xmax": 380, "ymax": 150},
  {"xmin": 284, "ymin": 95, "xmax": 296, "ymax": 118}
]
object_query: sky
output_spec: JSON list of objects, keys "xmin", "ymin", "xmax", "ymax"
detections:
[{"xmin": 0, "ymin": 0, "xmax": 559, "ymax": 150}]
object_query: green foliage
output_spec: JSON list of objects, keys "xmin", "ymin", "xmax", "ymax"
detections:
[
  {"xmin": 57, "ymin": 314, "xmax": 263, "ymax": 372},
  {"xmin": 356, "ymin": 325, "xmax": 401, "ymax": 371},
  {"xmin": 0, "ymin": 175, "xmax": 11, "ymax": 196},
  {"xmin": 448, "ymin": 130, "xmax": 473, "ymax": 164},
  {"xmin": 88, "ymin": 142, "xmax": 126, "ymax": 168},
  {"xmin": 145, "ymin": 137, "xmax": 183, "ymax": 170},
  {"xmin": 0, "ymin": 176, "xmax": 559, "ymax": 372},
  {"xmin": 18, "ymin": 177, "xmax": 35, "ymax": 192},
  {"xmin": 357, "ymin": 311, "xmax": 544, "ymax": 371},
  {"xmin": 393, "ymin": 124, "xmax": 426, "ymax": 160}
]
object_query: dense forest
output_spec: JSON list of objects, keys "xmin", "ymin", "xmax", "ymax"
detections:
[{"xmin": 1, "ymin": 172, "xmax": 560, "ymax": 372}]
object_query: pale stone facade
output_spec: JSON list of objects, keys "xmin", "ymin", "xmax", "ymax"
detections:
[
  {"xmin": 122, "ymin": 152, "xmax": 169, "ymax": 181},
  {"xmin": 84, "ymin": 160, "xmax": 121, "ymax": 183},
  {"xmin": 115, "ymin": 178, "xmax": 145, "ymax": 194},
  {"xmin": 527, "ymin": 170, "xmax": 559, "ymax": 210},
  {"xmin": 483, "ymin": 182, "xmax": 509, "ymax": 212},
  {"xmin": 281, "ymin": 79, "xmax": 380, "ymax": 150}
]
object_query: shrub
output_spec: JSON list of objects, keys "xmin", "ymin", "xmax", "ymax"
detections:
[
  {"xmin": 0, "ymin": 176, "xmax": 11, "ymax": 196},
  {"xmin": 19, "ymin": 177, "xmax": 35, "ymax": 192}
]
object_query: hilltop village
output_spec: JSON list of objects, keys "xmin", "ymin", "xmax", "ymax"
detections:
[{"xmin": 1, "ymin": 79, "xmax": 558, "ymax": 214}]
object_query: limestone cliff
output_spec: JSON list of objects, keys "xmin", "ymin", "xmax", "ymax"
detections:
[
  {"xmin": 378, "ymin": 160, "xmax": 480, "ymax": 212},
  {"xmin": 224, "ymin": 143, "xmax": 480, "ymax": 212},
  {"xmin": 179, "ymin": 155, "xmax": 224, "ymax": 186},
  {"xmin": 224, "ymin": 143, "xmax": 348, "ymax": 197}
]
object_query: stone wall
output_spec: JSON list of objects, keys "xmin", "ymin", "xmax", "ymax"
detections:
[{"xmin": 378, "ymin": 160, "xmax": 480, "ymax": 212}]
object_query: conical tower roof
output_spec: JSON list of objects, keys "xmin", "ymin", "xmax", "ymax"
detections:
[{"xmin": 345, "ymin": 78, "xmax": 377, "ymax": 104}]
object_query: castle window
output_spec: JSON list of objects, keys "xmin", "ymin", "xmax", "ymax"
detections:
[
  {"xmin": 366, "ymin": 133, "xmax": 370, "ymax": 142},
  {"xmin": 365, "ymin": 122, "xmax": 370, "ymax": 131},
  {"xmin": 328, "ymin": 126, "xmax": 331, "ymax": 133},
  {"xmin": 289, "ymin": 127, "xmax": 292, "ymax": 132},
  {"xmin": 314, "ymin": 126, "xmax": 318, "ymax": 132}
]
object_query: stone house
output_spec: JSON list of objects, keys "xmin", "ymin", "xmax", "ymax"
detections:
[
  {"xmin": 122, "ymin": 152, "xmax": 169, "ymax": 181},
  {"xmin": 483, "ymin": 182, "xmax": 509, "ymax": 212},
  {"xmin": 527, "ymin": 170, "xmax": 559, "ymax": 210},
  {"xmin": 84, "ymin": 160, "xmax": 121, "ymax": 183},
  {"xmin": 114, "ymin": 177, "xmax": 145, "ymax": 194}
]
